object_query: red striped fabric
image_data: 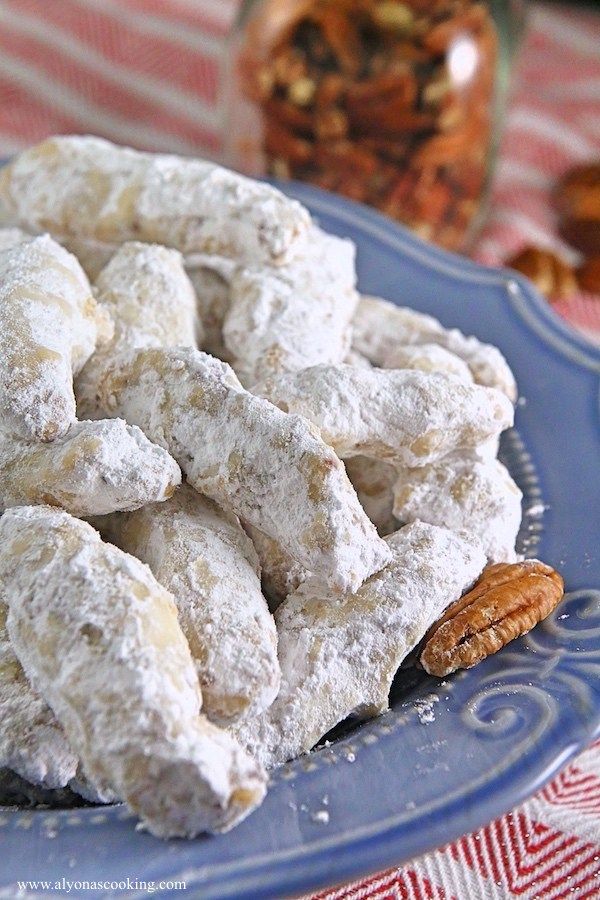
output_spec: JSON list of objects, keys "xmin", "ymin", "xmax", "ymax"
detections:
[
  {"xmin": 0, "ymin": 0, "xmax": 237, "ymax": 155},
  {"xmin": 0, "ymin": 3, "xmax": 597, "ymax": 897},
  {"xmin": 0, "ymin": 0, "xmax": 596, "ymax": 335},
  {"xmin": 308, "ymin": 743, "xmax": 600, "ymax": 899},
  {"xmin": 473, "ymin": 3, "xmax": 600, "ymax": 340},
  {"xmin": 0, "ymin": 22, "xmax": 220, "ymax": 151},
  {"xmin": 117, "ymin": 0, "xmax": 236, "ymax": 36},
  {"xmin": 4, "ymin": 0, "xmax": 224, "ymax": 104}
]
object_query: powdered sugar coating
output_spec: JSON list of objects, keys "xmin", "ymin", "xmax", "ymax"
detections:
[
  {"xmin": 187, "ymin": 263, "xmax": 232, "ymax": 360},
  {"xmin": 257, "ymin": 364, "xmax": 514, "ymax": 468},
  {"xmin": 2, "ymin": 506, "xmax": 267, "ymax": 837},
  {"xmin": 344, "ymin": 350, "xmax": 372, "ymax": 369},
  {"xmin": 353, "ymin": 295, "xmax": 517, "ymax": 401},
  {"xmin": 69, "ymin": 768, "xmax": 117, "ymax": 805},
  {"xmin": 244, "ymin": 522, "xmax": 308, "ymax": 612},
  {"xmin": 0, "ymin": 419, "xmax": 181, "ymax": 516},
  {"xmin": 393, "ymin": 454, "xmax": 523, "ymax": 563},
  {"xmin": 97, "ymin": 485, "xmax": 280, "ymax": 725},
  {"xmin": 76, "ymin": 241, "xmax": 199, "ymax": 418},
  {"xmin": 95, "ymin": 242, "xmax": 200, "ymax": 347},
  {"xmin": 0, "ymin": 226, "xmax": 32, "ymax": 252},
  {"xmin": 0, "ymin": 136, "xmax": 311, "ymax": 267},
  {"xmin": 96, "ymin": 347, "xmax": 390, "ymax": 592},
  {"xmin": 383, "ymin": 343, "xmax": 473, "ymax": 382},
  {"xmin": 231, "ymin": 522, "xmax": 486, "ymax": 769},
  {"xmin": 0, "ymin": 601, "xmax": 78, "ymax": 789},
  {"xmin": 345, "ymin": 456, "xmax": 398, "ymax": 536},
  {"xmin": 0, "ymin": 235, "xmax": 112, "ymax": 442},
  {"xmin": 56, "ymin": 236, "xmax": 117, "ymax": 280},
  {"xmin": 222, "ymin": 227, "xmax": 358, "ymax": 386}
]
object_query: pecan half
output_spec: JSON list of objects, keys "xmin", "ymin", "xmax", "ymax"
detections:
[
  {"xmin": 506, "ymin": 246, "xmax": 577, "ymax": 301},
  {"xmin": 420, "ymin": 560, "xmax": 564, "ymax": 677},
  {"xmin": 559, "ymin": 218, "xmax": 600, "ymax": 257},
  {"xmin": 577, "ymin": 255, "xmax": 600, "ymax": 294},
  {"xmin": 553, "ymin": 162, "xmax": 600, "ymax": 223},
  {"xmin": 554, "ymin": 162, "xmax": 600, "ymax": 256}
]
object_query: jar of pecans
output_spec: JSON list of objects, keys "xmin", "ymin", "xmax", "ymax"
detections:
[{"xmin": 228, "ymin": 0, "xmax": 523, "ymax": 253}]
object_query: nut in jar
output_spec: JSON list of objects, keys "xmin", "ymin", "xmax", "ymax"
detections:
[{"xmin": 232, "ymin": 0, "xmax": 506, "ymax": 252}]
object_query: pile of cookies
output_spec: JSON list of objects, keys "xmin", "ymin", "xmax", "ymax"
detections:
[{"xmin": 0, "ymin": 136, "xmax": 563, "ymax": 839}]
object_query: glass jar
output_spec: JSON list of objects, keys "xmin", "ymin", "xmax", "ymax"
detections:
[{"xmin": 227, "ymin": 0, "xmax": 523, "ymax": 253}]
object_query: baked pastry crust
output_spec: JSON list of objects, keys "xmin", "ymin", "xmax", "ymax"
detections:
[
  {"xmin": 187, "ymin": 262, "xmax": 232, "ymax": 360},
  {"xmin": 244, "ymin": 522, "xmax": 308, "ymax": 612},
  {"xmin": 345, "ymin": 456, "xmax": 398, "ymax": 536}
]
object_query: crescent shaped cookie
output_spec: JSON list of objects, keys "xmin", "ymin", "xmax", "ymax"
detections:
[
  {"xmin": 257, "ymin": 364, "xmax": 514, "ymax": 468},
  {"xmin": 95, "ymin": 347, "xmax": 391, "ymax": 593},
  {"xmin": 352, "ymin": 295, "xmax": 517, "ymax": 400},
  {"xmin": 0, "ymin": 135, "xmax": 311, "ymax": 267},
  {"xmin": 1, "ymin": 506, "xmax": 267, "ymax": 838},
  {"xmin": 97, "ymin": 485, "xmax": 280, "ymax": 725},
  {"xmin": 232, "ymin": 522, "xmax": 486, "ymax": 769},
  {"xmin": 0, "ymin": 235, "xmax": 111, "ymax": 441}
]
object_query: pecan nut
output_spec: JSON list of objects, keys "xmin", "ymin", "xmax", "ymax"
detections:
[
  {"xmin": 420, "ymin": 560, "xmax": 564, "ymax": 677},
  {"xmin": 553, "ymin": 162, "xmax": 600, "ymax": 222},
  {"xmin": 559, "ymin": 218, "xmax": 600, "ymax": 257},
  {"xmin": 506, "ymin": 246, "xmax": 577, "ymax": 301},
  {"xmin": 577, "ymin": 255, "xmax": 600, "ymax": 294},
  {"xmin": 554, "ymin": 162, "xmax": 600, "ymax": 256},
  {"xmin": 240, "ymin": 0, "xmax": 498, "ymax": 252}
]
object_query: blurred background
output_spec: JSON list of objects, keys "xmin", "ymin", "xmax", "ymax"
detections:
[{"xmin": 0, "ymin": 0, "xmax": 597, "ymax": 334}]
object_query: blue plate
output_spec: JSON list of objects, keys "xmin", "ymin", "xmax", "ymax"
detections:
[{"xmin": 1, "ymin": 185, "xmax": 599, "ymax": 900}]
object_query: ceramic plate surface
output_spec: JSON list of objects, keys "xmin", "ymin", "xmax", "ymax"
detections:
[{"xmin": 1, "ymin": 184, "xmax": 599, "ymax": 900}]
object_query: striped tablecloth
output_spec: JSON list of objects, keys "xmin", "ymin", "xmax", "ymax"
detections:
[
  {"xmin": 0, "ymin": 2, "xmax": 598, "ymax": 897},
  {"xmin": 473, "ymin": 2, "xmax": 600, "ymax": 344}
]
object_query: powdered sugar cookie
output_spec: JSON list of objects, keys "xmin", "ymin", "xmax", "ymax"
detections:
[
  {"xmin": 96, "ymin": 347, "xmax": 390, "ymax": 592},
  {"xmin": 0, "ymin": 235, "xmax": 111, "ymax": 441},
  {"xmin": 98, "ymin": 486, "xmax": 280, "ymax": 725},
  {"xmin": 232, "ymin": 522, "xmax": 486, "ymax": 769},
  {"xmin": 2, "ymin": 506, "xmax": 267, "ymax": 838}
]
